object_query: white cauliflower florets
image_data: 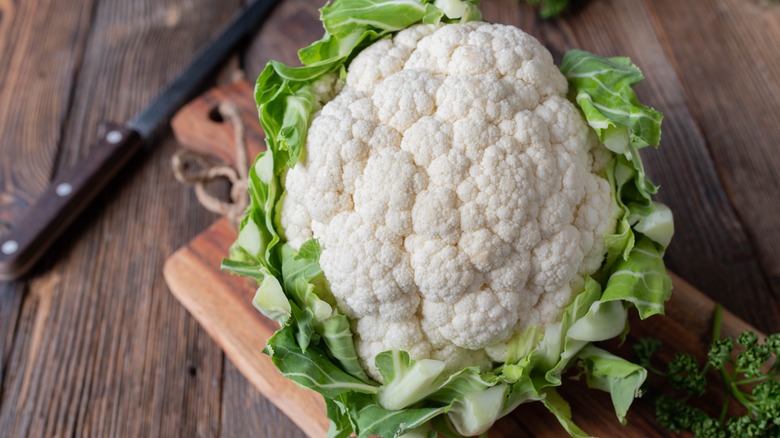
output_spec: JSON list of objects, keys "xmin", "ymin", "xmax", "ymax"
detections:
[{"xmin": 280, "ymin": 22, "xmax": 618, "ymax": 381}]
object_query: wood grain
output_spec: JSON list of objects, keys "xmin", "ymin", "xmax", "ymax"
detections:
[
  {"xmin": 2, "ymin": 0, "xmax": 780, "ymax": 437},
  {"xmin": 0, "ymin": 281, "xmax": 24, "ymax": 399},
  {"xmin": 643, "ymin": 0, "xmax": 780, "ymax": 332},
  {"xmin": 221, "ymin": 358, "xmax": 308, "ymax": 438},
  {"xmin": 0, "ymin": 0, "xmax": 98, "ymax": 229},
  {"xmin": 244, "ymin": 0, "xmax": 323, "ymax": 78},
  {"xmin": 0, "ymin": 0, "xmax": 243, "ymax": 436},
  {"xmin": 164, "ymin": 218, "xmax": 762, "ymax": 437}
]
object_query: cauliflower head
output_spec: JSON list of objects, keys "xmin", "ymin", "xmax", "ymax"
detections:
[{"xmin": 279, "ymin": 22, "xmax": 618, "ymax": 381}]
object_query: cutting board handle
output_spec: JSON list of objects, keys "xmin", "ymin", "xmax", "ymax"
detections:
[{"xmin": 171, "ymin": 80, "xmax": 265, "ymax": 168}]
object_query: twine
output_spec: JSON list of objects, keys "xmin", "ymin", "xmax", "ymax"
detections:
[{"xmin": 172, "ymin": 102, "xmax": 249, "ymax": 229}]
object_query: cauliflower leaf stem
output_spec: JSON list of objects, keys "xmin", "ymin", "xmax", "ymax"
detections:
[
  {"xmin": 222, "ymin": 1, "xmax": 675, "ymax": 437},
  {"xmin": 377, "ymin": 350, "xmax": 447, "ymax": 410}
]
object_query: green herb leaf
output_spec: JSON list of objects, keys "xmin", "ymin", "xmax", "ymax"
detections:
[
  {"xmin": 639, "ymin": 305, "xmax": 780, "ymax": 436},
  {"xmin": 525, "ymin": 0, "xmax": 571, "ymax": 18}
]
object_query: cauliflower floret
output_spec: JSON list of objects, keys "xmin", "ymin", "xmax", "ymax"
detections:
[{"xmin": 279, "ymin": 22, "xmax": 618, "ymax": 381}]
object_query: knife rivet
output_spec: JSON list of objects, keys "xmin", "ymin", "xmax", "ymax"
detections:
[
  {"xmin": 55, "ymin": 183, "xmax": 73, "ymax": 197},
  {"xmin": 1, "ymin": 240, "xmax": 19, "ymax": 255},
  {"xmin": 106, "ymin": 130, "xmax": 123, "ymax": 144}
]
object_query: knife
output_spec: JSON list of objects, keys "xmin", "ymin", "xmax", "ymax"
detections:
[{"xmin": 0, "ymin": 0, "xmax": 278, "ymax": 281}]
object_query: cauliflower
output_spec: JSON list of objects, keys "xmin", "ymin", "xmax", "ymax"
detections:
[
  {"xmin": 279, "ymin": 22, "xmax": 618, "ymax": 381},
  {"xmin": 226, "ymin": 1, "xmax": 674, "ymax": 436}
]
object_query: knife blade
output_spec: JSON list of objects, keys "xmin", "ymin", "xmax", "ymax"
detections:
[{"xmin": 0, "ymin": 0, "xmax": 279, "ymax": 281}]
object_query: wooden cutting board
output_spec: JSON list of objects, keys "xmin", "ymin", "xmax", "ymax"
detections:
[{"xmin": 163, "ymin": 81, "xmax": 762, "ymax": 437}]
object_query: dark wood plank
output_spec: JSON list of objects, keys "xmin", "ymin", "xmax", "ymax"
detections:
[
  {"xmin": 0, "ymin": 0, "xmax": 98, "ymax": 225},
  {"xmin": 0, "ymin": 282, "xmax": 24, "ymax": 412},
  {"xmin": 221, "ymin": 359, "xmax": 307, "ymax": 438},
  {"xmin": 243, "ymin": 0, "xmax": 323, "ymax": 77},
  {"xmin": 0, "ymin": 128, "xmax": 229, "ymax": 437},
  {"xmin": 2, "ymin": 0, "xmax": 779, "ymax": 436},
  {"xmin": 642, "ymin": 0, "xmax": 780, "ymax": 332},
  {"xmin": 0, "ymin": 0, "xmax": 99, "ymax": 433},
  {"xmin": 0, "ymin": 0, "xmax": 243, "ymax": 436}
]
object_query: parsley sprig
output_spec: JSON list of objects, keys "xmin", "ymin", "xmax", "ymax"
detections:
[
  {"xmin": 524, "ymin": 0, "xmax": 571, "ymax": 18},
  {"xmin": 634, "ymin": 305, "xmax": 780, "ymax": 437}
]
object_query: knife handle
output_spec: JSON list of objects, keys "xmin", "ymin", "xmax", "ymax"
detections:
[{"xmin": 0, "ymin": 123, "xmax": 143, "ymax": 281}]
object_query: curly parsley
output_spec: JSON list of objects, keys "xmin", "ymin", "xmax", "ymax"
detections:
[{"xmin": 635, "ymin": 305, "xmax": 779, "ymax": 437}]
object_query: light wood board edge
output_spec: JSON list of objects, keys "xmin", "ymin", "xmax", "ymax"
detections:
[{"xmin": 163, "ymin": 221, "xmax": 329, "ymax": 437}]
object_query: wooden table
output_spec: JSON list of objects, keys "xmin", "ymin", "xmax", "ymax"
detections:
[{"xmin": 1, "ymin": 0, "xmax": 779, "ymax": 436}]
